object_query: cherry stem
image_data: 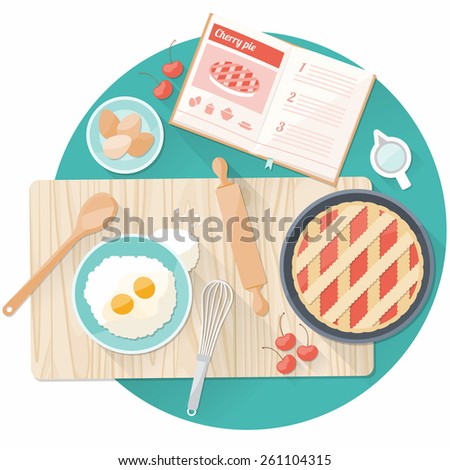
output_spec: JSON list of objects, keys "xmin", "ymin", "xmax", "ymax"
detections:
[
  {"xmin": 169, "ymin": 39, "xmax": 176, "ymax": 63},
  {"xmin": 298, "ymin": 323, "xmax": 310, "ymax": 346},
  {"xmin": 262, "ymin": 346, "xmax": 283, "ymax": 360},
  {"xmin": 139, "ymin": 72, "xmax": 158, "ymax": 84},
  {"xmin": 279, "ymin": 312, "xmax": 286, "ymax": 336}
]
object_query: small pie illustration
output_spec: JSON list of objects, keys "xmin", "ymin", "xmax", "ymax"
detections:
[
  {"xmin": 209, "ymin": 61, "xmax": 260, "ymax": 97},
  {"xmin": 238, "ymin": 121, "xmax": 252, "ymax": 130},
  {"xmin": 292, "ymin": 201, "xmax": 424, "ymax": 334}
]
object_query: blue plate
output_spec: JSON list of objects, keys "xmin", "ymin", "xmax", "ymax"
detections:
[
  {"xmin": 86, "ymin": 96, "xmax": 164, "ymax": 174},
  {"xmin": 73, "ymin": 236, "xmax": 192, "ymax": 354}
]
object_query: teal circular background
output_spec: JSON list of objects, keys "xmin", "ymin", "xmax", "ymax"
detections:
[
  {"xmin": 57, "ymin": 35, "xmax": 446, "ymax": 429},
  {"xmin": 73, "ymin": 236, "xmax": 192, "ymax": 354}
]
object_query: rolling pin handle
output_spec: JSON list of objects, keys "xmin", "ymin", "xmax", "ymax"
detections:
[
  {"xmin": 250, "ymin": 286, "xmax": 269, "ymax": 316},
  {"xmin": 212, "ymin": 157, "xmax": 231, "ymax": 187}
]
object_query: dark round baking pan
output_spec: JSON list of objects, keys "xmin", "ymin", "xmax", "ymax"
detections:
[{"xmin": 280, "ymin": 190, "xmax": 434, "ymax": 343}]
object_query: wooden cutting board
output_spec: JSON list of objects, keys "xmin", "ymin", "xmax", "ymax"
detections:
[{"xmin": 30, "ymin": 177, "xmax": 374, "ymax": 380}]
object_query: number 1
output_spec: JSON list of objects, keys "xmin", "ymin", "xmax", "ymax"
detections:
[{"xmin": 299, "ymin": 62, "xmax": 306, "ymax": 73}]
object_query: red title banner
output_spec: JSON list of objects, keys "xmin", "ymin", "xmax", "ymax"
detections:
[{"xmin": 208, "ymin": 23, "xmax": 284, "ymax": 68}]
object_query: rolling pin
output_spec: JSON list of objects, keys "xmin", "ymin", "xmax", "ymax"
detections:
[{"xmin": 212, "ymin": 157, "xmax": 269, "ymax": 316}]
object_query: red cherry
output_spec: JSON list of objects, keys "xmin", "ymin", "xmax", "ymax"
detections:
[
  {"xmin": 277, "ymin": 354, "xmax": 297, "ymax": 374},
  {"xmin": 153, "ymin": 80, "xmax": 173, "ymax": 99},
  {"xmin": 162, "ymin": 40, "xmax": 184, "ymax": 78},
  {"xmin": 275, "ymin": 312, "xmax": 296, "ymax": 351},
  {"xmin": 296, "ymin": 345, "xmax": 318, "ymax": 362},
  {"xmin": 139, "ymin": 72, "xmax": 173, "ymax": 100},
  {"xmin": 275, "ymin": 333, "xmax": 296, "ymax": 351},
  {"xmin": 296, "ymin": 323, "xmax": 319, "ymax": 362},
  {"xmin": 163, "ymin": 61, "xmax": 183, "ymax": 78},
  {"xmin": 262, "ymin": 346, "xmax": 296, "ymax": 375}
]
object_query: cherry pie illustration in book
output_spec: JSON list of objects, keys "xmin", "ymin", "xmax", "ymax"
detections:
[{"xmin": 209, "ymin": 61, "xmax": 260, "ymax": 97}]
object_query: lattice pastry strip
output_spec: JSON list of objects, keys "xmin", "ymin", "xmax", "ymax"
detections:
[
  {"xmin": 356, "ymin": 265, "xmax": 420, "ymax": 329},
  {"xmin": 296, "ymin": 204, "xmax": 365, "ymax": 273},
  {"xmin": 303, "ymin": 212, "xmax": 395, "ymax": 304},
  {"xmin": 322, "ymin": 232, "xmax": 414, "ymax": 323}
]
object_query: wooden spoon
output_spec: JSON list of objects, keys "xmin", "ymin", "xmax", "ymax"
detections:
[{"xmin": 3, "ymin": 193, "xmax": 118, "ymax": 316}]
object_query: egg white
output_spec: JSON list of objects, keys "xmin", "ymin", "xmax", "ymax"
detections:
[{"xmin": 84, "ymin": 256, "xmax": 177, "ymax": 339}]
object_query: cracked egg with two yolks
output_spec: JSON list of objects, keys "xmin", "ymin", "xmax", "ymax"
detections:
[{"xmin": 84, "ymin": 256, "xmax": 177, "ymax": 339}]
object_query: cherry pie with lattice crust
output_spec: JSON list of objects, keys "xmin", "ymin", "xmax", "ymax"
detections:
[
  {"xmin": 210, "ymin": 61, "xmax": 260, "ymax": 96},
  {"xmin": 292, "ymin": 201, "xmax": 424, "ymax": 334}
]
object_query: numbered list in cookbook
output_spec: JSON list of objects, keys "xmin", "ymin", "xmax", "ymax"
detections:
[{"xmin": 256, "ymin": 48, "xmax": 375, "ymax": 183}]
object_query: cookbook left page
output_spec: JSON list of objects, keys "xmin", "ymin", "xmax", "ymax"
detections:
[{"xmin": 170, "ymin": 14, "xmax": 291, "ymax": 153}]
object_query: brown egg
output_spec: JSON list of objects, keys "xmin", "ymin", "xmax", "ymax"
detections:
[
  {"xmin": 111, "ymin": 293, "xmax": 134, "ymax": 315},
  {"xmin": 134, "ymin": 276, "xmax": 156, "ymax": 299},
  {"xmin": 117, "ymin": 113, "xmax": 141, "ymax": 139},
  {"xmin": 99, "ymin": 109, "xmax": 119, "ymax": 138},
  {"xmin": 103, "ymin": 134, "xmax": 132, "ymax": 159},
  {"xmin": 128, "ymin": 132, "xmax": 155, "ymax": 157}
]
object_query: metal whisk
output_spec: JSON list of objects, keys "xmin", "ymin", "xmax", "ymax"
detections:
[{"xmin": 187, "ymin": 280, "xmax": 234, "ymax": 416}]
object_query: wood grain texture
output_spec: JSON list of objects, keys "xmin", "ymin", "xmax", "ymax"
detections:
[{"xmin": 30, "ymin": 177, "xmax": 374, "ymax": 380}]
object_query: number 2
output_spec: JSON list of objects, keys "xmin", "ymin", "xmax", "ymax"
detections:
[{"xmin": 287, "ymin": 92, "xmax": 296, "ymax": 103}]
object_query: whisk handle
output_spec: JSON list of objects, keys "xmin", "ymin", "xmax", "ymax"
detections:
[{"xmin": 187, "ymin": 354, "xmax": 211, "ymax": 416}]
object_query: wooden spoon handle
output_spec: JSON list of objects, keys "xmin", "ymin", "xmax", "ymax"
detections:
[
  {"xmin": 3, "ymin": 233, "xmax": 80, "ymax": 316},
  {"xmin": 250, "ymin": 286, "xmax": 269, "ymax": 316}
]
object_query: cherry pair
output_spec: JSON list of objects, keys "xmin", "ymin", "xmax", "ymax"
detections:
[
  {"xmin": 276, "ymin": 312, "xmax": 318, "ymax": 361},
  {"xmin": 139, "ymin": 40, "xmax": 184, "ymax": 100},
  {"xmin": 262, "ymin": 313, "xmax": 319, "ymax": 375}
]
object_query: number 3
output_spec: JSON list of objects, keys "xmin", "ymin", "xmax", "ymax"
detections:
[{"xmin": 276, "ymin": 122, "xmax": 286, "ymax": 132}]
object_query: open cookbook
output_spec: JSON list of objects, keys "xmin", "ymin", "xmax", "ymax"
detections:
[{"xmin": 171, "ymin": 14, "xmax": 376, "ymax": 184}]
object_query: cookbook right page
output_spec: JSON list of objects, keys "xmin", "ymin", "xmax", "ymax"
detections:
[{"xmin": 255, "ymin": 47, "xmax": 375, "ymax": 183}]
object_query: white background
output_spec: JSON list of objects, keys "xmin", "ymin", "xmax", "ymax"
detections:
[{"xmin": 1, "ymin": 1, "xmax": 449, "ymax": 468}]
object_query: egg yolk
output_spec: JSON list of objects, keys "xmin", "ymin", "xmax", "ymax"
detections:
[
  {"xmin": 134, "ymin": 276, "xmax": 156, "ymax": 299},
  {"xmin": 111, "ymin": 294, "xmax": 134, "ymax": 315}
]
